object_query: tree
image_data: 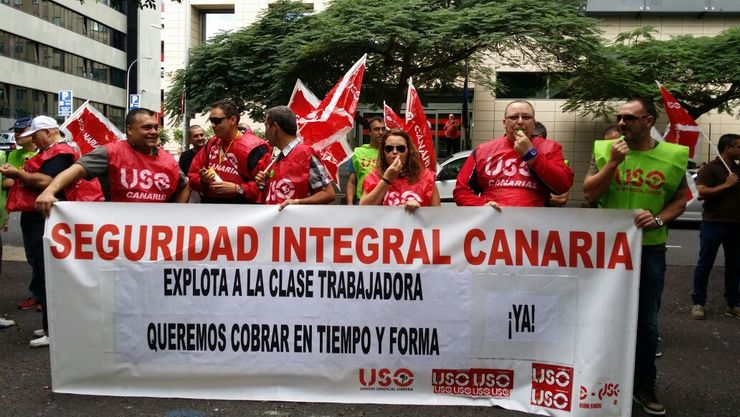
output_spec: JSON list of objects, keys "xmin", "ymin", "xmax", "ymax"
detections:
[
  {"xmin": 563, "ymin": 26, "xmax": 740, "ymax": 120},
  {"xmin": 165, "ymin": 0, "xmax": 603, "ymax": 123}
]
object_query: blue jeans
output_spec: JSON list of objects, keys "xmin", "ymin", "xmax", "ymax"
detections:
[
  {"xmin": 691, "ymin": 221, "xmax": 740, "ymax": 307},
  {"xmin": 634, "ymin": 246, "xmax": 666, "ymax": 387}
]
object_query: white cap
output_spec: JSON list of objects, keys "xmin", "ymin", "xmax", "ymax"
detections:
[{"xmin": 19, "ymin": 116, "xmax": 60, "ymax": 138}]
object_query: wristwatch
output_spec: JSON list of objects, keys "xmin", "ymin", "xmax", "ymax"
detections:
[
  {"xmin": 236, "ymin": 184, "xmax": 244, "ymax": 195},
  {"xmin": 654, "ymin": 216, "xmax": 664, "ymax": 227},
  {"xmin": 522, "ymin": 147, "xmax": 538, "ymax": 162}
]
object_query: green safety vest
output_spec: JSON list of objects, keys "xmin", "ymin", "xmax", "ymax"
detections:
[
  {"xmin": 594, "ymin": 139, "xmax": 688, "ymax": 246},
  {"xmin": 351, "ymin": 144, "xmax": 379, "ymax": 199}
]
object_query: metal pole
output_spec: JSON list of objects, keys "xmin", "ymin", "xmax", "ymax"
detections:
[
  {"xmin": 182, "ymin": 0, "xmax": 191, "ymax": 152},
  {"xmin": 125, "ymin": 58, "xmax": 140, "ymax": 113}
]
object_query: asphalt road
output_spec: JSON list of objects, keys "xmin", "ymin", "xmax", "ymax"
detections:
[{"xmin": 1, "ymin": 222, "xmax": 738, "ymax": 417}]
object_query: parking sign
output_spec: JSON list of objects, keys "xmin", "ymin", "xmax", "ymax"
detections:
[
  {"xmin": 58, "ymin": 90, "xmax": 73, "ymax": 117},
  {"xmin": 129, "ymin": 94, "xmax": 141, "ymax": 110}
]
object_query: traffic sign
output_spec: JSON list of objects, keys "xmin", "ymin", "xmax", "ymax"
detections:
[
  {"xmin": 129, "ymin": 94, "xmax": 141, "ymax": 110},
  {"xmin": 58, "ymin": 90, "xmax": 73, "ymax": 117}
]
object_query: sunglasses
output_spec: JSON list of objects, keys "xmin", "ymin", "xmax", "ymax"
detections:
[
  {"xmin": 209, "ymin": 116, "xmax": 229, "ymax": 125},
  {"xmin": 384, "ymin": 145, "xmax": 407, "ymax": 153},
  {"xmin": 505, "ymin": 114, "xmax": 533, "ymax": 121},
  {"xmin": 616, "ymin": 114, "xmax": 649, "ymax": 123}
]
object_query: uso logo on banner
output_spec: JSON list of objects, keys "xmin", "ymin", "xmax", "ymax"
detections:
[
  {"xmin": 531, "ymin": 363, "xmax": 573, "ymax": 412},
  {"xmin": 431, "ymin": 368, "xmax": 514, "ymax": 398},
  {"xmin": 358, "ymin": 368, "xmax": 414, "ymax": 391}
]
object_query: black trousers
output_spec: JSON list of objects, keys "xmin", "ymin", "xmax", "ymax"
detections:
[{"xmin": 20, "ymin": 212, "xmax": 47, "ymax": 332}]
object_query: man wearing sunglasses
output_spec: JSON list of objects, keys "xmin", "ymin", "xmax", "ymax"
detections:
[
  {"xmin": 453, "ymin": 99, "xmax": 573, "ymax": 209},
  {"xmin": 188, "ymin": 100, "xmax": 270, "ymax": 204},
  {"xmin": 584, "ymin": 98, "xmax": 689, "ymax": 416}
]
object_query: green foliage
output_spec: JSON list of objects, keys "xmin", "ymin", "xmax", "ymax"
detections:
[
  {"xmin": 251, "ymin": 128, "xmax": 266, "ymax": 140},
  {"xmin": 173, "ymin": 128, "xmax": 184, "ymax": 143},
  {"xmin": 158, "ymin": 128, "xmax": 171, "ymax": 144},
  {"xmin": 563, "ymin": 27, "xmax": 740, "ymax": 120},
  {"xmin": 165, "ymin": 0, "xmax": 602, "ymax": 123}
]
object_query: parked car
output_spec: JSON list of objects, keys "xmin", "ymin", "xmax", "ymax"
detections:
[
  {"xmin": 0, "ymin": 132, "xmax": 17, "ymax": 152},
  {"xmin": 435, "ymin": 150, "xmax": 471, "ymax": 205},
  {"xmin": 436, "ymin": 151, "xmax": 702, "ymax": 222}
]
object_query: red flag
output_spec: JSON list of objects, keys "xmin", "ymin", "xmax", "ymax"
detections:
[
  {"xmin": 287, "ymin": 55, "xmax": 367, "ymax": 187},
  {"xmin": 60, "ymin": 101, "xmax": 125, "ymax": 155},
  {"xmin": 294, "ymin": 55, "xmax": 367, "ymax": 149},
  {"xmin": 317, "ymin": 139, "xmax": 353, "ymax": 186},
  {"xmin": 405, "ymin": 80, "xmax": 436, "ymax": 170},
  {"xmin": 288, "ymin": 79, "xmax": 321, "ymax": 120},
  {"xmin": 383, "ymin": 101, "xmax": 404, "ymax": 130},
  {"xmin": 658, "ymin": 82, "xmax": 701, "ymax": 159}
]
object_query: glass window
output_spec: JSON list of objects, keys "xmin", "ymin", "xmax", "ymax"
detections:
[
  {"xmin": 13, "ymin": 36, "xmax": 37, "ymax": 63},
  {"xmin": 0, "ymin": 83, "xmax": 9, "ymax": 118},
  {"xmin": 92, "ymin": 62, "xmax": 108, "ymax": 83},
  {"xmin": 37, "ymin": 44, "xmax": 51, "ymax": 68},
  {"xmin": 495, "ymin": 72, "xmax": 570, "ymax": 99},
  {"xmin": 14, "ymin": 86, "xmax": 32, "ymax": 118},
  {"xmin": 111, "ymin": 68, "xmax": 126, "ymax": 88},
  {"xmin": 0, "ymin": 32, "xmax": 7, "ymax": 56},
  {"xmin": 107, "ymin": 106, "xmax": 124, "ymax": 130},
  {"xmin": 51, "ymin": 48, "xmax": 64, "ymax": 71}
]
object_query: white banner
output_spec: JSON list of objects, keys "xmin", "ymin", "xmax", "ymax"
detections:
[{"xmin": 44, "ymin": 204, "xmax": 641, "ymax": 416}]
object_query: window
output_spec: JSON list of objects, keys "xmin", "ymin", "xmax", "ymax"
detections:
[
  {"xmin": 0, "ymin": 83, "xmax": 8, "ymax": 118},
  {"xmin": 92, "ymin": 62, "xmax": 109, "ymax": 83},
  {"xmin": 495, "ymin": 72, "xmax": 570, "ymax": 99}
]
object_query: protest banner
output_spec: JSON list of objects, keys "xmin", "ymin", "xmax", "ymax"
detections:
[{"xmin": 45, "ymin": 204, "xmax": 640, "ymax": 417}]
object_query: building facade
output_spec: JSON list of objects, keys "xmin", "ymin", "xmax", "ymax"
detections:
[
  {"xmin": 161, "ymin": 1, "xmax": 740, "ymax": 203},
  {"xmin": 0, "ymin": 0, "xmax": 161, "ymax": 131}
]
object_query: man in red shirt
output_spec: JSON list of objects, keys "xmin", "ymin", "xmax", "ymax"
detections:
[
  {"xmin": 188, "ymin": 100, "xmax": 270, "ymax": 204},
  {"xmin": 255, "ymin": 106, "xmax": 335, "ymax": 210},
  {"xmin": 444, "ymin": 113, "xmax": 461, "ymax": 157},
  {"xmin": 35, "ymin": 108, "xmax": 189, "ymax": 211},
  {"xmin": 453, "ymin": 100, "xmax": 573, "ymax": 209}
]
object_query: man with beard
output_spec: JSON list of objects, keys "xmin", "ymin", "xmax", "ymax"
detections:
[{"xmin": 584, "ymin": 98, "xmax": 689, "ymax": 416}]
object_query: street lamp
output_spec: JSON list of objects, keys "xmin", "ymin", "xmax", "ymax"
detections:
[{"xmin": 126, "ymin": 56, "xmax": 152, "ymax": 113}]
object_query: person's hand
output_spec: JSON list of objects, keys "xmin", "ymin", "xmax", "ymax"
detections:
[
  {"xmin": 384, "ymin": 156, "xmax": 403, "ymax": 181},
  {"xmin": 513, "ymin": 129, "xmax": 533, "ymax": 156},
  {"xmin": 0, "ymin": 164, "xmax": 20, "ymax": 179},
  {"xmin": 549, "ymin": 192, "xmax": 568, "ymax": 207},
  {"xmin": 484, "ymin": 201, "xmax": 502, "ymax": 212},
  {"xmin": 35, "ymin": 191, "xmax": 59, "ymax": 218},
  {"xmin": 209, "ymin": 181, "xmax": 237, "ymax": 196},
  {"xmin": 403, "ymin": 199, "xmax": 421, "ymax": 214},
  {"xmin": 199, "ymin": 167, "xmax": 215, "ymax": 185},
  {"xmin": 634, "ymin": 209, "xmax": 659, "ymax": 229},
  {"xmin": 609, "ymin": 139, "xmax": 629, "ymax": 166},
  {"xmin": 724, "ymin": 173, "xmax": 738, "ymax": 187},
  {"xmin": 255, "ymin": 171, "xmax": 268, "ymax": 190},
  {"xmin": 278, "ymin": 198, "xmax": 301, "ymax": 211}
]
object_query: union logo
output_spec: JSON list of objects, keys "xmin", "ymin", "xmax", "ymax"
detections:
[
  {"xmin": 270, "ymin": 178, "xmax": 295, "ymax": 201},
  {"xmin": 645, "ymin": 171, "xmax": 666, "ymax": 190}
]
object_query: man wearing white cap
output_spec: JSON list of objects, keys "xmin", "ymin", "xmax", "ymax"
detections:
[{"xmin": 0, "ymin": 116, "xmax": 100, "ymax": 347}]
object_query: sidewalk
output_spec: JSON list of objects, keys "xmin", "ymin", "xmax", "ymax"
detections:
[{"xmin": 1, "ymin": 260, "xmax": 738, "ymax": 417}]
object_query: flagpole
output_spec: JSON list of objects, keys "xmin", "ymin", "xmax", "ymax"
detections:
[
  {"xmin": 656, "ymin": 80, "xmax": 730, "ymax": 173},
  {"xmin": 699, "ymin": 129, "xmax": 731, "ymax": 173}
]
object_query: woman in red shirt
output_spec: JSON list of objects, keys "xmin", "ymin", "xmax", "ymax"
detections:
[{"xmin": 360, "ymin": 129, "xmax": 440, "ymax": 213}]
